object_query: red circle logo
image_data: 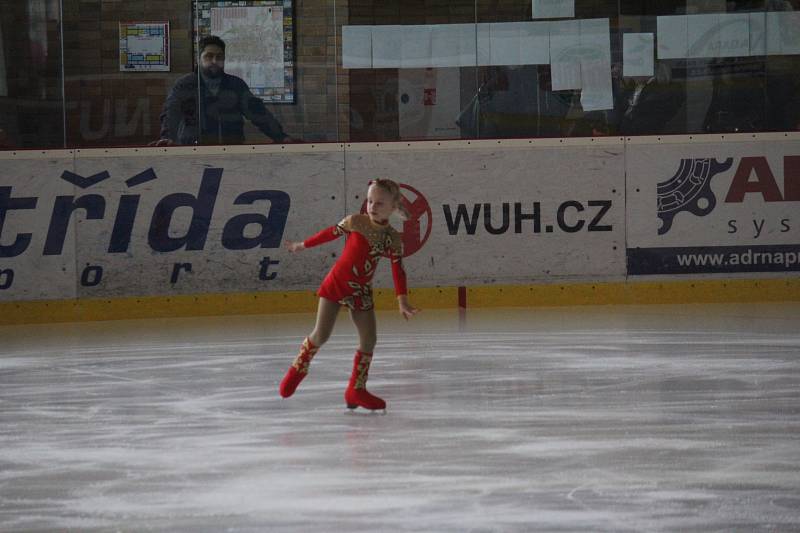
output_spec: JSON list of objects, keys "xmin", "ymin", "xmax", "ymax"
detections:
[{"xmin": 360, "ymin": 183, "xmax": 432, "ymax": 257}]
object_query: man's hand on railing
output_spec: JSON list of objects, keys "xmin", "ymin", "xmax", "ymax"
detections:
[{"xmin": 148, "ymin": 138, "xmax": 175, "ymax": 147}]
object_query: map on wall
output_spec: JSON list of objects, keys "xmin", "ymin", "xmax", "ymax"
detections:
[
  {"xmin": 195, "ymin": 1, "xmax": 295, "ymax": 103},
  {"xmin": 119, "ymin": 22, "xmax": 170, "ymax": 71}
]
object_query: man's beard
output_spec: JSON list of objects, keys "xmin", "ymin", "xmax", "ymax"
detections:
[{"xmin": 201, "ymin": 65, "xmax": 223, "ymax": 79}]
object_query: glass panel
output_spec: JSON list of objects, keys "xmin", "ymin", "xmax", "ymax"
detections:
[
  {"xmin": 0, "ymin": 0, "xmax": 64, "ymax": 149},
  {"xmin": 334, "ymin": 1, "xmax": 479, "ymax": 142},
  {"xmin": 761, "ymin": 4, "xmax": 800, "ymax": 132},
  {"xmin": 474, "ymin": 1, "xmax": 561, "ymax": 138},
  {"xmin": 187, "ymin": 0, "xmax": 338, "ymax": 146},
  {"xmin": 617, "ymin": 7, "xmax": 690, "ymax": 136},
  {"xmin": 59, "ymin": 1, "xmax": 191, "ymax": 148},
  {"xmin": 694, "ymin": 8, "xmax": 766, "ymax": 134},
  {"xmin": 473, "ymin": 1, "xmax": 649, "ymax": 139},
  {"xmin": 617, "ymin": 1, "xmax": 800, "ymax": 136},
  {"xmin": 1, "ymin": 0, "xmax": 799, "ymax": 151},
  {"xmin": 57, "ymin": 0, "xmax": 340, "ymax": 148}
]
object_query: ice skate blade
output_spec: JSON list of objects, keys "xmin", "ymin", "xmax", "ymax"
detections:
[{"xmin": 346, "ymin": 405, "xmax": 387, "ymax": 415}]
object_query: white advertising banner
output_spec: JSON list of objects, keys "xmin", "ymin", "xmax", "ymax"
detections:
[
  {"xmin": 344, "ymin": 139, "xmax": 626, "ymax": 288},
  {"xmin": 626, "ymin": 135, "xmax": 800, "ymax": 275},
  {"xmin": 0, "ymin": 140, "xmax": 626, "ymax": 302},
  {"xmin": 0, "ymin": 152, "xmax": 78, "ymax": 300},
  {"xmin": 5, "ymin": 135, "xmax": 795, "ymax": 304},
  {"xmin": 0, "ymin": 146, "xmax": 345, "ymax": 301}
]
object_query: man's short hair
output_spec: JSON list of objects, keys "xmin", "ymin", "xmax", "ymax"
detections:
[{"xmin": 199, "ymin": 35, "xmax": 226, "ymax": 54}]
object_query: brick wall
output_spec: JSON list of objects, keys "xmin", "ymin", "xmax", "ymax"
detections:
[
  {"xmin": 62, "ymin": 0, "xmax": 191, "ymax": 147},
  {"xmin": 59, "ymin": 0, "xmax": 343, "ymax": 147},
  {"xmin": 0, "ymin": 0, "xmax": 660, "ymax": 148},
  {"xmin": 0, "ymin": 1, "xmax": 65, "ymax": 148},
  {"xmin": 265, "ymin": 0, "xmax": 346, "ymax": 142}
]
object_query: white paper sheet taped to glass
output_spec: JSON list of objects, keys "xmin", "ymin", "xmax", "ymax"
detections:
[{"xmin": 342, "ymin": 12, "xmax": 800, "ymax": 69}]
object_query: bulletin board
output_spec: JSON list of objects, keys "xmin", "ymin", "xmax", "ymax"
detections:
[
  {"xmin": 119, "ymin": 22, "xmax": 170, "ymax": 72},
  {"xmin": 194, "ymin": 0, "xmax": 296, "ymax": 104}
]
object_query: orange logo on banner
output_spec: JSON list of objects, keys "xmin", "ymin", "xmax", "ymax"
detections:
[{"xmin": 361, "ymin": 183, "xmax": 432, "ymax": 257}]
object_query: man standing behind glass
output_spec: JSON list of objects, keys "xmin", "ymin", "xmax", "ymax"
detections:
[{"xmin": 155, "ymin": 36, "xmax": 289, "ymax": 146}]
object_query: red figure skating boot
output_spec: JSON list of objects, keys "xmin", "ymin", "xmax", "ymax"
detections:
[
  {"xmin": 344, "ymin": 351, "xmax": 386, "ymax": 411},
  {"xmin": 279, "ymin": 337, "xmax": 319, "ymax": 398}
]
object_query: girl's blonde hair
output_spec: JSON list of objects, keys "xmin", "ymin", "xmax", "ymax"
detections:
[{"xmin": 369, "ymin": 178, "xmax": 410, "ymax": 220}]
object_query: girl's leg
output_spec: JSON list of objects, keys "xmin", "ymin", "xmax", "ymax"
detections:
[
  {"xmin": 344, "ymin": 308, "xmax": 385, "ymax": 410},
  {"xmin": 349, "ymin": 307, "xmax": 377, "ymax": 354},
  {"xmin": 307, "ymin": 297, "xmax": 342, "ymax": 348},
  {"xmin": 279, "ymin": 297, "xmax": 340, "ymax": 398}
]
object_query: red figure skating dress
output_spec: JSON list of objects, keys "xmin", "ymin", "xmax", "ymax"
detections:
[{"xmin": 303, "ymin": 214, "xmax": 407, "ymax": 309}]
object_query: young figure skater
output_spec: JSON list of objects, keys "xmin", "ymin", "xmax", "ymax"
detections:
[{"xmin": 279, "ymin": 178, "xmax": 419, "ymax": 411}]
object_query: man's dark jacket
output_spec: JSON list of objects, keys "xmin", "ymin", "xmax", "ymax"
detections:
[{"xmin": 159, "ymin": 71, "xmax": 287, "ymax": 145}]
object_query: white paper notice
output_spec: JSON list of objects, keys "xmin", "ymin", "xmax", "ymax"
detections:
[
  {"xmin": 717, "ymin": 14, "xmax": 750, "ymax": 58},
  {"xmin": 549, "ymin": 20, "xmax": 581, "ymax": 90},
  {"xmin": 431, "ymin": 24, "xmax": 458, "ymax": 67},
  {"xmin": 776, "ymin": 12, "xmax": 800, "ymax": 55},
  {"xmin": 532, "ymin": 0, "xmax": 575, "ymax": 20},
  {"xmin": 766, "ymin": 13, "xmax": 784, "ymax": 55},
  {"xmin": 657, "ymin": 15, "xmax": 688, "ymax": 59},
  {"xmin": 477, "ymin": 23, "xmax": 492, "ymax": 66},
  {"xmin": 458, "ymin": 23, "xmax": 478, "ymax": 66},
  {"xmin": 580, "ymin": 18, "xmax": 611, "ymax": 62},
  {"xmin": 580, "ymin": 64, "xmax": 613, "ymax": 111},
  {"xmin": 372, "ymin": 25, "xmax": 403, "ymax": 68},
  {"xmin": 520, "ymin": 21, "xmax": 550, "ymax": 64},
  {"xmin": 687, "ymin": 14, "xmax": 720, "ymax": 58},
  {"xmin": 431, "ymin": 24, "xmax": 476, "ymax": 67},
  {"xmin": 623, "ymin": 33, "xmax": 654, "ymax": 77},
  {"xmin": 749, "ymin": 12, "xmax": 766, "ymax": 55},
  {"xmin": 342, "ymin": 26, "xmax": 372, "ymax": 68},
  {"xmin": 402, "ymin": 25, "xmax": 432, "ymax": 68},
  {"xmin": 490, "ymin": 22, "xmax": 522, "ymax": 66},
  {"xmin": 579, "ymin": 19, "xmax": 612, "ymax": 111}
]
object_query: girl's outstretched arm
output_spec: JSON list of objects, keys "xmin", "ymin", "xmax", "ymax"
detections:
[
  {"xmin": 397, "ymin": 294, "xmax": 419, "ymax": 320},
  {"xmin": 284, "ymin": 240, "xmax": 305, "ymax": 253},
  {"xmin": 286, "ymin": 223, "xmax": 346, "ymax": 254}
]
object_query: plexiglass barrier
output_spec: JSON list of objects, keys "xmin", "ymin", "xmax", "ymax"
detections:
[{"xmin": 0, "ymin": 0, "xmax": 798, "ymax": 149}]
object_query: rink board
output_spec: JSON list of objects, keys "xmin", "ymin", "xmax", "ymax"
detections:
[
  {"xmin": 0, "ymin": 151, "xmax": 79, "ymax": 300},
  {"xmin": 0, "ymin": 139, "xmax": 625, "ymax": 302},
  {"xmin": 626, "ymin": 134, "xmax": 800, "ymax": 276},
  {"xmin": 0, "ymin": 134, "xmax": 798, "ymax": 322},
  {"xmin": 1, "ymin": 145, "xmax": 345, "ymax": 301},
  {"xmin": 0, "ymin": 278, "xmax": 798, "ymax": 325},
  {"xmin": 345, "ymin": 138, "xmax": 625, "ymax": 288}
]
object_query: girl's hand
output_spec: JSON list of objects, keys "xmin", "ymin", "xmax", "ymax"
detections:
[
  {"xmin": 397, "ymin": 295, "xmax": 419, "ymax": 320},
  {"xmin": 285, "ymin": 240, "xmax": 305, "ymax": 253}
]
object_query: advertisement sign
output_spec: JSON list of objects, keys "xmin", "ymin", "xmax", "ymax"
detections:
[
  {"xmin": 345, "ymin": 139, "xmax": 626, "ymax": 288},
  {"xmin": 0, "ymin": 147, "xmax": 344, "ymax": 301},
  {"xmin": 0, "ymin": 140, "xmax": 626, "ymax": 302},
  {"xmin": 0, "ymin": 153, "xmax": 78, "ymax": 300},
  {"xmin": 3, "ymin": 135, "xmax": 795, "ymax": 305},
  {"xmin": 626, "ymin": 136, "xmax": 799, "ymax": 275}
]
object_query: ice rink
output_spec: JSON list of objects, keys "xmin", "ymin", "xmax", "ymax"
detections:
[{"xmin": 2, "ymin": 302, "xmax": 799, "ymax": 532}]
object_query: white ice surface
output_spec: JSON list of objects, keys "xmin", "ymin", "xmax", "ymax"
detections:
[{"xmin": 1, "ymin": 303, "xmax": 799, "ymax": 532}]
